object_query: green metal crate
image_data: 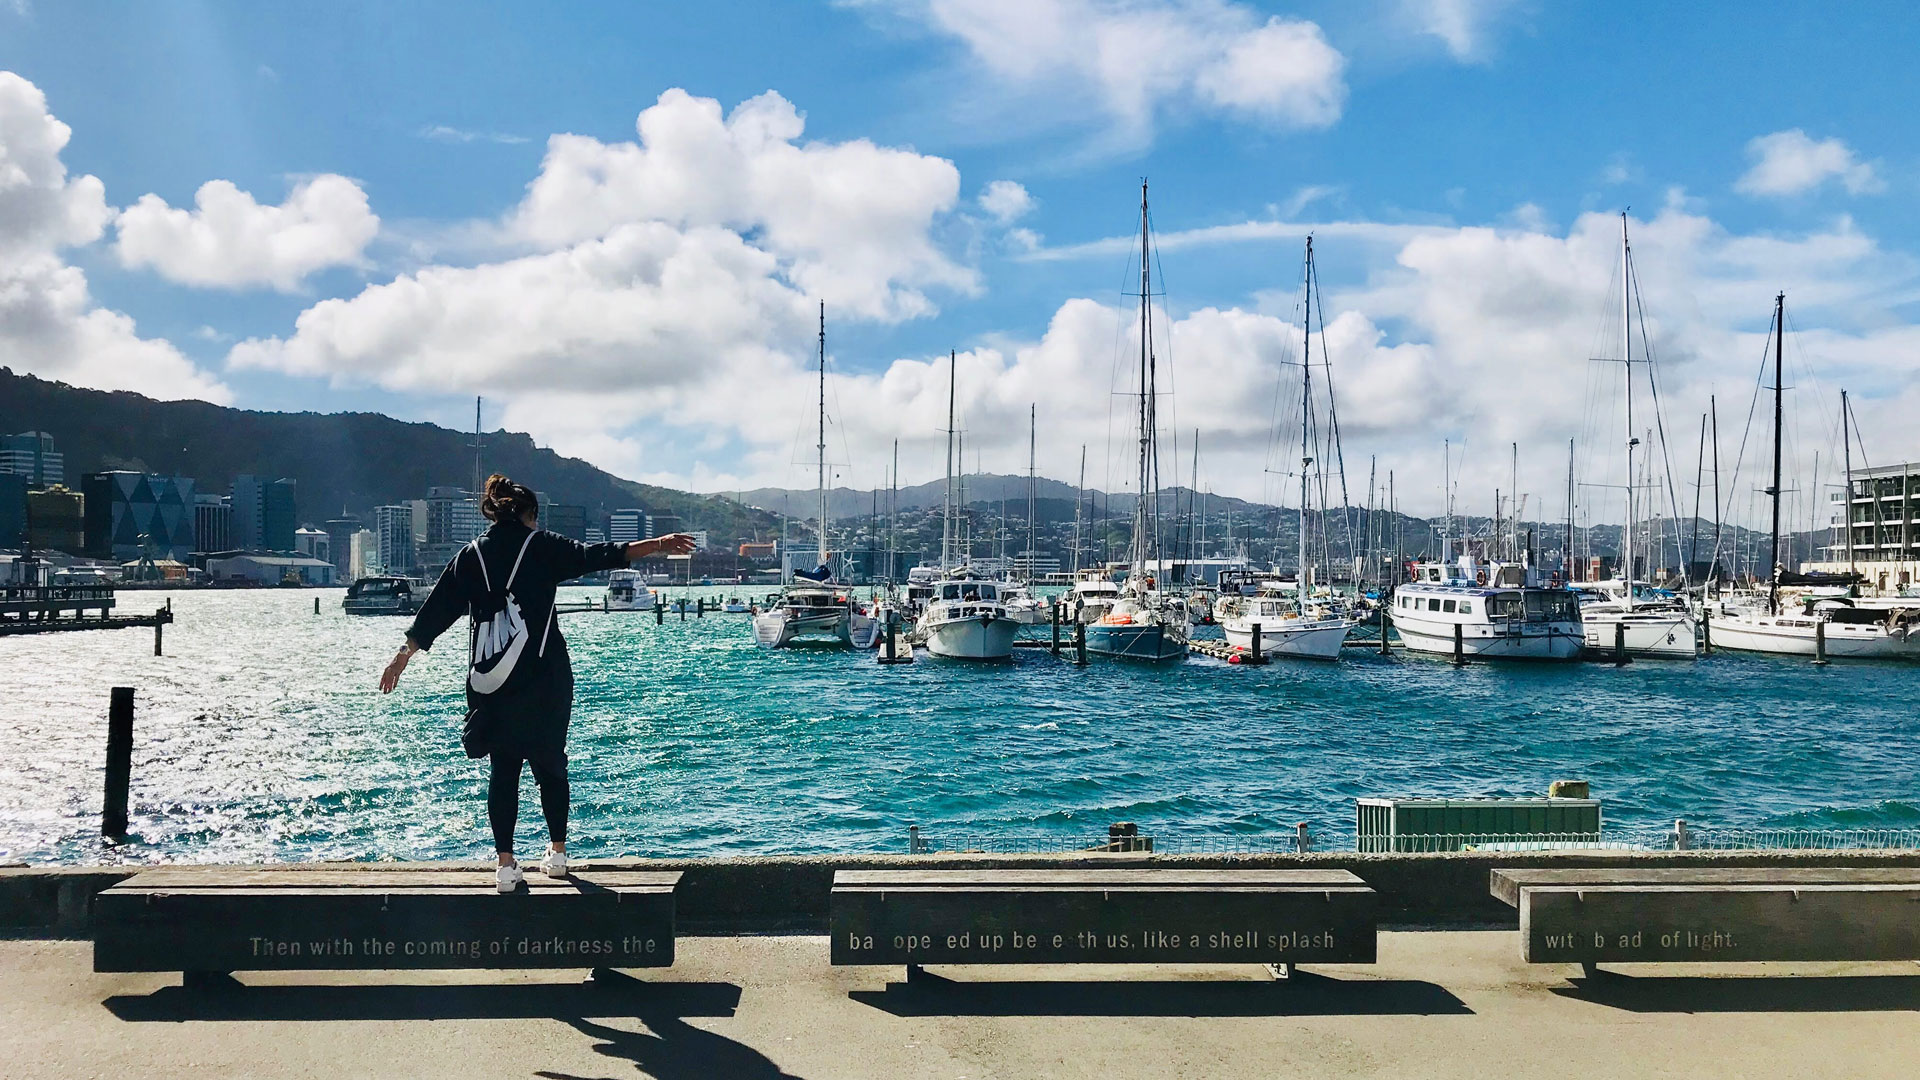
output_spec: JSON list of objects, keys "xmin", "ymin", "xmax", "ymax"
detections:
[{"xmin": 1356, "ymin": 797, "xmax": 1602, "ymax": 853}]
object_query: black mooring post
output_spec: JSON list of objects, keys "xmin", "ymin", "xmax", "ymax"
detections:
[
  {"xmin": 1614, "ymin": 620, "xmax": 1628, "ymax": 666},
  {"xmin": 1700, "ymin": 608, "xmax": 1712, "ymax": 655},
  {"xmin": 1050, "ymin": 602, "xmax": 1061, "ymax": 655},
  {"xmin": 104, "ymin": 687, "xmax": 134, "ymax": 837},
  {"xmin": 1250, "ymin": 622, "xmax": 1262, "ymax": 660},
  {"xmin": 1378, "ymin": 602, "xmax": 1390, "ymax": 655},
  {"xmin": 153, "ymin": 617, "xmax": 163, "ymax": 657},
  {"xmin": 885, "ymin": 611, "xmax": 896, "ymax": 660},
  {"xmin": 1814, "ymin": 619, "xmax": 1830, "ymax": 665},
  {"xmin": 1452, "ymin": 622, "xmax": 1465, "ymax": 666},
  {"xmin": 314, "ymin": 596, "xmax": 320, "ymax": 615},
  {"xmin": 655, "ymin": 603, "xmax": 664, "ymax": 625},
  {"xmin": 1074, "ymin": 620, "xmax": 1087, "ymax": 666}
]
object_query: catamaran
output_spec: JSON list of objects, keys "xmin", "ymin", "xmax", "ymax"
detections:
[
  {"xmin": 1086, "ymin": 180, "xmax": 1188, "ymax": 662},
  {"xmin": 1216, "ymin": 236, "xmax": 1352, "ymax": 660}
]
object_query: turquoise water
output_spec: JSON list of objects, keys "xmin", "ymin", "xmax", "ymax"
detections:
[{"xmin": 2, "ymin": 587, "xmax": 1916, "ymax": 865}]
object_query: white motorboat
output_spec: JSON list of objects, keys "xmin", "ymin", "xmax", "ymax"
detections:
[
  {"xmin": 919, "ymin": 570, "xmax": 1022, "ymax": 659},
  {"xmin": 751, "ymin": 584, "xmax": 852, "ymax": 648},
  {"xmin": 1069, "ymin": 569, "xmax": 1121, "ymax": 624},
  {"xmin": 1217, "ymin": 586, "xmax": 1351, "ymax": 660},
  {"xmin": 603, "ymin": 569, "xmax": 655, "ymax": 611},
  {"xmin": 999, "ymin": 581, "xmax": 1050, "ymax": 625},
  {"xmin": 722, "ymin": 597, "xmax": 750, "ymax": 614},
  {"xmin": 1392, "ymin": 558, "xmax": 1585, "ymax": 661},
  {"xmin": 342, "ymin": 576, "xmax": 421, "ymax": 616}
]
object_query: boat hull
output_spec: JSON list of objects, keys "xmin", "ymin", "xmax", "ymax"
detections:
[
  {"xmin": 751, "ymin": 610, "xmax": 849, "ymax": 648},
  {"xmin": 1220, "ymin": 618, "xmax": 1352, "ymax": 660},
  {"xmin": 1709, "ymin": 615, "xmax": 1920, "ymax": 659},
  {"xmin": 1581, "ymin": 609, "xmax": 1698, "ymax": 658},
  {"xmin": 1393, "ymin": 616, "xmax": 1584, "ymax": 661},
  {"xmin": 1085, "ymin": 621, "xmax": 1188, "ymax": 662},
  {"xmin": 923, "ymin": 615, "xmax": 1021, "ymax": 659}
]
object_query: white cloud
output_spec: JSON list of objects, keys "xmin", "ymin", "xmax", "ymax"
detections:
[
  {"xmin": 1735, "ymin": 129, "xmax": 1884, "ymax": 197},
  {"xmin": 0, "ymin": 72, "xmax": 229, "ymax": 402},
  {"xmin": 978, "ymin": 179, "xmax": 1034, "ymax": 224},
  {"xmin": 1402, "ymin": 0, "xmax": 1521, "ymax": 62},
  {"xmin": 874, "ymin": 0, "xmax": 1345, "ymax": 142},
  {"xmin": 505, "ymin": 88, "xmax": 972, "ymax": 321},
  {"xmin": 419, "ymin": 124, "xmax": 529, "ymax": 145},
  {"xmin": 114, "ymin": 175, "xmax": 379, "ymax": 291}
]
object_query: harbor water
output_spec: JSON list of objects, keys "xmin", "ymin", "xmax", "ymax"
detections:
[{"xmin": 3, "ymin": 587, "xmax": 1916, "ymax": 865}]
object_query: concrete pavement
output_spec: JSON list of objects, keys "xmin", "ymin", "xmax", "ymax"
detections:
[{"xmin": 7, "ymin": 931, "xmax": 1918, "ymax": 1078}]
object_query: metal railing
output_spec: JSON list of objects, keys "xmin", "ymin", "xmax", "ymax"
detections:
[{"xmin": 902, "ymin": 824, "xmax": 1920, "ymax": 856}]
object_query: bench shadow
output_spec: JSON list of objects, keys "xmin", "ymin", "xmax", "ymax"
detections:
[
  {"xmin": 1555, "ymin": 972, "xmax": 1920, "ymax": 1013},
  {"xmin": 849, "ymin": 969, "xmax": 1472, "ymax": 1017},
  {"xmin": 102, "ymin": 974, "xmax": 741, "ymax": 1023}
]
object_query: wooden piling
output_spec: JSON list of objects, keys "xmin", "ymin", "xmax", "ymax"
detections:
[
  {"xmin": 1452, "ymin": 622, "xmax": 1464, "ymax": 666},
  {"xmin": 103, "ymin": 687, "xmax": 134, "ymax": 837},
  {"xmin": 1378, "ymin": 603, "xmax": 1390, "ymax": 655},
  {"xmin": 1074, "ymin": 620, "xmax": 1087, "ymax": 666},
  {"xmin": 1250, "ymin": 622, "xmax": 1262, "ymax": 659},
  {"xmin": 1814, "ymin": 619, "xmax": 1829, "ymax": 665},
  {"xmin": 655, "ymin": 603, "xmax": 664, "ymax": 625},
  {"xmin": 1050, "ymin": 602, "xmax": 1061, "ymax": 656},
  {"xmin": 1613, "ymin": 620, "xmax": 1628, "ymax": 666},
  {"xmin": 153, "ymin": 617, "xmax": 163, "ymax": 657},
  {"xmin": 314, "ymin": 596, "xmax": 320, "ymax": 615},
  {"xmin": 1701, "ymin": 608, "xmax": 1712, "ymax": 655}
]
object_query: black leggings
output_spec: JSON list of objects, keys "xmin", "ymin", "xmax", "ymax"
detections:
[{"xmin": 488, "ymin": 747, "xmax": 569, "ymax": 854}]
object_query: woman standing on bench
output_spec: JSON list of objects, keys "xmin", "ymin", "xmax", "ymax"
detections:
[{"xmin": 378, "ymin": 474, "xmax": 695, "ymax": 892}]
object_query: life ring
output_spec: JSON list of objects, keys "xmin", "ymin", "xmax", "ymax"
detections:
[{"xmin": 1475, "ymin": 570, "xmax": 1487, "ymax": 586}]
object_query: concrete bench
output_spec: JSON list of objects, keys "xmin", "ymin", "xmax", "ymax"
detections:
[
  {"xmin": 94, "ymin": 868, "xmax": 680, "ymax": 985},
  {"xmin": 831, "ymin": 868, "xmax": 1377, "ymax": 980},
  {"xmin": 1491, "ymin": 867, "xmax": 1920, "ymax": 973}
]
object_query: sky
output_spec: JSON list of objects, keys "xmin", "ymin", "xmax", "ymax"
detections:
[{"xmin": 3, "ymin": 0, "xmax": 1918, "ymax": 529}]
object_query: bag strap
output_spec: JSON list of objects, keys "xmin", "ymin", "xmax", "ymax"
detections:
[
  {"xmin": 469, "ymin": 539, "xmax": 490, "ymax": 592},
  {"xmin": 504, "ymin": 531, "xmax": 536, "ymax": 592}
]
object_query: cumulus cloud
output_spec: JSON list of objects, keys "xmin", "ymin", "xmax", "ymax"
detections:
[
  {"xmin": 871, "ymin": 0, "xmax": 1345, "ymax": 142},
  {"xmin": 506, "ymin": 88, "xmax": 972, "ymax": 321},
  {"xmin": 0, "ymin": 72, "xmax": 229, "ymax": 402},
  {"xmin": 114, "ymin": 174, "xmax": 379, "ymax": 291},
  {"xmin": 978, "ymin": 179, "xmax": 1034, "ymax": 224},
  {"xmin": 1402, "ymin": 0, "xmax": 1521, "ymax": 62},
  {"xmin": 1735, "ymin": 129, "xmax": 1884, "ymax": 197}
]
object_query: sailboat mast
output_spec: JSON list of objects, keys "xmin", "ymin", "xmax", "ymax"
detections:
[
  {"xmin": 1027, "ymin": 404, "xmax": 1037, "ymax": 580},
  {"xmin": 1621, "ymin": 214, "xmax": 1636, "ymax": 609},
  {"xmin": 1842, "ymin": 389, "xmax": 1853, "ymax": 572},
  {"xmin": 1566, "ymin": 439, "xmax": 1576, "ymax": 581},
  {"xmin": 1710, "ymin": 394, "xmax": 1722, "ymax": 587},
  {"xmin": 943, "ymin": 350, "xmax": 956, "ymax": 569},
  {"xmin": 1767, "ymin": 292, "xmax": 1786, "ymax": 613},
  {"xmin": 1299, "ymin": 237, "xmax": 1314, "ymax": 615},
  {"xmin": 890, "ymin": 439, "xmax": 899, "ymax": 584},
  {"xmin": 1135, "ymin": 178, "xmax": 1152, "ymax": 575},
  {"xmin": 817, "ymin": 302, "xmax": 828, "ymax": 568}
]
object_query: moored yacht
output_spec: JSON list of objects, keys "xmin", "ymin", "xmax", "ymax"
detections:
[
  {"xmin": 603, "ymin": 568, "xmax": 655, "ymax": 611},
  {"xmin": 1392, "ymin": 558, "xmax": 1584, "ymax": 661},
  {"xmin": 342, "ymin": 576, "xmax": 421, "ymax": 616},
  {"xmin": 751, "ymin": 583, "xmax": 853, "ymax": 648},
  {"xmin": 920, "ymin": 568, "xmax": 1022, "ymax": 659}
]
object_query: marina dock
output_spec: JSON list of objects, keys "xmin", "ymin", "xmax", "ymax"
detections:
[{"xmin": 0, "ymin": 586, "xmax": 172, "ymax": 640}]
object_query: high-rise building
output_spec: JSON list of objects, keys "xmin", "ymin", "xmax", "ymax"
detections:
[
  {"xmin": 82, "ymin": 472, "xmax": 197, "ymax": 561},
  {"xmin": 294, "ymin": 527, "xmax": 330, "ymax": 563},
  {"xmin": 609, "ymin": 508, "xmax": 647, "ymax": 544},
  {"xmin": 323, "ymin": 518, "xmax": 359, "ymax": 576},
  {"xmin": 25, "ymin": 485, "xmax": 84, "ymax": 552},
  {"xmin": 193, "ymin": 493, "xmax": 233, "ymax": 553},
  {"xmin": 230, "ymin": 475, "xmax": 263, "ymax": 549},
  {"xmin": 349, "ymin": 528, "xmax": 378, "ymax": 580},
  {"xmin": 0, "ymin": 431, "xmax": 63, "ymax": 486},
  {"xmin": 420, "ymin": 485, "xmax": 486, "ymax": 570},
  {"xmin": 263, "ymin": 479, "xmax": 297, "ymax": 551},
  {"xmin": 0, "ymin": 473, "xmax": 27, "ymax": 548},
  {"xmin": 545, "ymin": 503, "xmax": 587, "ymax": 541},
  {"xmin": 374, "ymin": 504, "xmax": 418, "ymax": 576},
  {"xmin": 645, "ymin": 512, "xmax": 684, "ymax": 538}
]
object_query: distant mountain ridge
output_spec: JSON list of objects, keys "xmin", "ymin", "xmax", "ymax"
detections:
[{"xmin": 0, "ymin": 369, "xmax": 778, "ymax": 542}]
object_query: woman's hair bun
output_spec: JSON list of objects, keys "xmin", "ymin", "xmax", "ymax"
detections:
[{"xmin": 480, "ymin": 473, "xmax": 539, "ymax": 522}]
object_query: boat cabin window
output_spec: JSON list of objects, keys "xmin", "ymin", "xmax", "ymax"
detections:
[
  {"xmin": 976, "ymin": 584, "xmax": 998, "ymax": 600},
  {"xmin": 940, "ymin": 584, "xmax": 960, "ymax": 600},
  {"xmin": 1442, "ymin": 599, "xmax": 1456, "ymax": 613},
  {"xmin": 1458, "ymin": 600, "xmax": 1473, "ymax": 615},
  {"xmin": 1427, "ymin": 598, "xmax": 1441, "ymax": 611},
  {"xmin": 1488, "ymin": 592, "xmax": 1524, "ymax": 619}
]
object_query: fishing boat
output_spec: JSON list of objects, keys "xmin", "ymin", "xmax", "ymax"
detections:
[
  {"xmin": 1085, "ymin": 180, "xmax": 1188, "ymax": 662},
  {"xmin": 1709, "ymin": 294, "xmax": 1920, "ymax": 660},
  {"xmin": 603, "ymin": 568, "xmax": 654, "ymax": 611},
  {"xmin": 1577, "ymin": 214, "xmax": 1699, "ymax": 659},
  {"xmin": 1392, "ymin": 557, "xmax": 1585, "ymax": 660},
  {"xmin": 751, "ymin": 302, "xmax": 852, "ymax": 649},
  {"xmin": 1215, "ymin": 236, "xmax": 1352, "ymax": 660},
  {"xmin": 341, "ymin": 576, "xmax": 421, "ymax": 616},
  {"xmin": 914, "ymin": 349, "xmax": 1021, "ymax": 659}
]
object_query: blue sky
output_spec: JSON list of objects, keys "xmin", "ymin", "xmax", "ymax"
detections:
[{"xmin": 3, "ymin": 1, "xmax": 1917, "ymax": 523}]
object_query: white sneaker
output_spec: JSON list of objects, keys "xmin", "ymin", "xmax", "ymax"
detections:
[
  {"xmin": 542, "ymin": 849, "xmax": 568, "ymax": 878},
  {"xmin": 496, "ymin": 863, "xmax": 523, "ymax": 893}
]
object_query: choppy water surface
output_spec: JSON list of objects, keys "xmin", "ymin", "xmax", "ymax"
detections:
[{"xmin": 2, "ymin": 587, "xmax": 1915, "ymax": 864}]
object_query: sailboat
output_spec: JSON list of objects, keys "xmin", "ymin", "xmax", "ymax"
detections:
[
  {"xmin": 1085, "ymin": 180, "xmax": 1189, "ymax": 662},
  {"xmin": 999, "ymin": 405, "xmax": 1050, "ymax": 626},
  {"xmin": 1578, "ymin": 214, "xmax": 1700, "ymax": 659},
  {"xmin": 752, "ymin": 303, "xmax": 871, "ymax": 648},
  {"xmin": 1708, "ymin": 294, "xmax": 1920, "ymax": 659},
  {"xmin": 1218, "ymin": 237, "xmax": 1353, "ymax": 660},
  {"xmin": 918, "ymin": 351, "xmax": 1023, "ymax": 659}
]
